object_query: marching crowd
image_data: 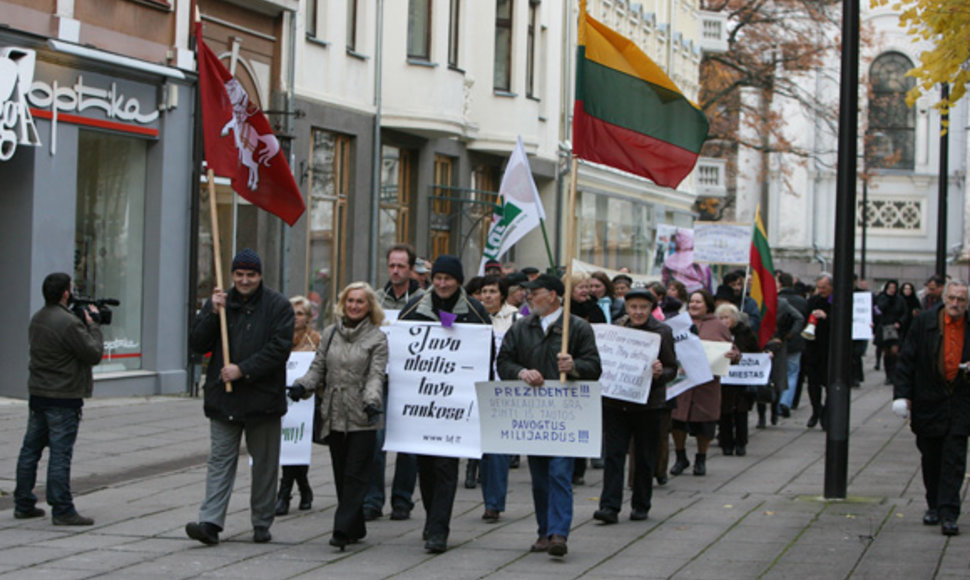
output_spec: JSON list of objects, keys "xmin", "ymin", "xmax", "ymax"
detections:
[{"xmin": 13, "ymin": 247, "xmax": 970, "ymax": 561}]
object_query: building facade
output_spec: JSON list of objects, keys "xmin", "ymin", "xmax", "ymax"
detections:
[
  {"xmin": 570, "ymin": 0, "xmax": 712, "ymax": 273},
  {"xmin": 0, "ymin": 0, "xmax": 197, "ymax": 398},
  {"xmin": 1, "ymin": 0, "xmax": 712, "ymax": 397},
  {"xmin": 708, "ymin": 1, "xmax": 969, "ymax": 285}
]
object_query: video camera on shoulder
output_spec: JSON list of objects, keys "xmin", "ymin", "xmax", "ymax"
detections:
[{"xmin": 70, "ymin": 296, "xmax": 120, "ymax": 325}]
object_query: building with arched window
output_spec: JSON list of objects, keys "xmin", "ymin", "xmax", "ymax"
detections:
[{"xmin": 726, "ymin": 3, "xmax": 968, "ymax": 285}]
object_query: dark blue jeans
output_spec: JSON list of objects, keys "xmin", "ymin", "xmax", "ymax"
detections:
[
  {"xmin": 480, "ymin": 453, "xmax": 510, "ymax": 511},
  {"xmin": 15, "ymin": 406, "xmax": 81, "ymax": 517},
  {"xmin": 527, "ymin": 455, "xmax": 573, "ymax": 538}
]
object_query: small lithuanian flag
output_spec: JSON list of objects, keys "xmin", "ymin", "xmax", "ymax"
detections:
[
  {"xmin": 750, "ymin": 206, "xmax": 778, "ymax": 348},
  {"xmin": 573, "ymin": 2, "xmax": 709, "ymax": 188}
]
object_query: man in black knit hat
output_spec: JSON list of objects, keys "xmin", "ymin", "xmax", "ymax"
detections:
[
  {"xmin": 185, "ymin": 248, "xmax": 294, "ymax": 546},
  {"xmin": 399, "ymin": 255, "xmax": 490, "ymax": 553}
]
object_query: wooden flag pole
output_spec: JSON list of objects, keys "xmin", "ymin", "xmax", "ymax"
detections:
[
  {"xmin": 207, "ymin": 169, "xmax": 233, "ymax": 393},
  {"xmin": 560, "ymin": 157, "xmax": 579, "ymax": 382}
]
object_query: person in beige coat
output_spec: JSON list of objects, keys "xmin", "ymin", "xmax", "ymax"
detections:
[{"xmin": 291, "ymin": 282, "xmax": 388, "ymax": 550}]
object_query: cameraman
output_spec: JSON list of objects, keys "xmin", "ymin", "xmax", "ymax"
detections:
[{"xmin": 14, "ymin": 272, "xmax": 103, "ymax": 525}]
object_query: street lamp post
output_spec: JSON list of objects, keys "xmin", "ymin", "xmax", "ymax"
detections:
[{"xmin": 824, "ymin": 0, "xmax": 860, "ymax": 499}]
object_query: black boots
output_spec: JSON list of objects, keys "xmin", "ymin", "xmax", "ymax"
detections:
[
  {"xmin": 297, "ymin": 480, "xmax": 313, "ymax": 511},
  {"xmin": 807, "ymin": 405, "xmax": 821, "ymax": 428},
  {"xmin": 670, "ymin": 449, "xmax": 690, "ymax": 476},
  {"xmin": 275, "ymin": 480, "xmax": 292, "ymax": 516},
  {"xmin": 465, "ymin": 459, "xmax": 479, "ymax": 489},
  {"xmin": 693, "ymin": 453, "xmax": 707, "ymax": 476}
]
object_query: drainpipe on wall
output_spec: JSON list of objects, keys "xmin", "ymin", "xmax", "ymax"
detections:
[
  {"xmin": 369, "ymin": 0, "xmax": 384, "ymax": 285},
  {"xmin": 282, "ymin": 9, "xmax": 297, "ymax": 295}
]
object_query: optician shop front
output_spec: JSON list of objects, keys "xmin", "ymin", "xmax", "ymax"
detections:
[{"xmin": 0, "ymin": 30, "xmax": 196, "ymax": 398}]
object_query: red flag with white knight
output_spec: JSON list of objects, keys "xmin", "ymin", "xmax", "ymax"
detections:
[{"xmin": 195, "ymin": 22, "xmax": 305, "ymax": 226}]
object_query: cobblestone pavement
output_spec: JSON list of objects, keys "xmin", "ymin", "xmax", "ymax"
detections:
[{"xmin": 1, "ymin": 353, "xmax": 967, "ymax": 579}]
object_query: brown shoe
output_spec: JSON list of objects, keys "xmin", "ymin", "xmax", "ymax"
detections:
[
  {"xmin": 482, "ymin": 509, "xmax": 500, "ymax": 523},
  {"xmin": 530, "ymin": 536, "xmax": 549, "ymax": 552},
  {"xmin": 548, "ymin": 534, "xmax": 568, "ymax": 557}
]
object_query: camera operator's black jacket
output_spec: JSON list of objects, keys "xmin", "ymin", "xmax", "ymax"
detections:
[{"xmin": 191, "ymin": 284, "xmax": 294, "ymax": 423}]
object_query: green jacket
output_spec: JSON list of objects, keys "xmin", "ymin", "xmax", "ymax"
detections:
[{"xmin": 28, "ymin": 304, "xmax": 103, "ymax": 399}]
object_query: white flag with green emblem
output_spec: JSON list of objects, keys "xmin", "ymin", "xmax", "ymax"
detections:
[{"xmin": 478, "ymin": 136, "xmax": 546, "ymax": 275}]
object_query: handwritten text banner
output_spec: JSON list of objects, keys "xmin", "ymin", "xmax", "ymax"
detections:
[{"xmin": 385, "ymin": 322, "xmax": 492, "ymax": 458}]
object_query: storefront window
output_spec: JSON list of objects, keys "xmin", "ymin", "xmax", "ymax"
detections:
[
  {"xmin": 379, "ymin": 145, "xmax": 413, "ymax": 286},
  {"xmin": 307, "ymin": 128, "xmax": 350, "ymax": 328},
  {"xmin": 75, "ymin": 130, "xmax": 146, "ymax": 372},
  {"xmin": 578, "ymin": 190, "xmax": 653, "ymax": 274}
]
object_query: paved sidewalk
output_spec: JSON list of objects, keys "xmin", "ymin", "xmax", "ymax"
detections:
[{"xmin": 1, "ymin": 354, "xmax": 967, "ymax": 579}]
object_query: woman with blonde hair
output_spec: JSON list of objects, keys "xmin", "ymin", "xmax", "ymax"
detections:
[
  {"xmin": 290, "ymin": 282, "xmax": 388, "ymax": 550},
  {"xmin": 714, "ymin": 303, "xmax": 759, "ymax": 457},
  {"xmin": 275, "ymin": 296, "xmax": 322, "ymax": 516}
]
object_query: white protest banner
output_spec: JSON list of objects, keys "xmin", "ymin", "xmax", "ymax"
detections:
[
  {"xmin": 592, "ymin": 324, "xmax": 660, "ymax": 404},
  {"xmin": 383, "ymin": 309, "xmax": 400, "ymax": 324},
  {"xmin": 702, "ymin": 340, "xmax": 735, "ymax": 376},
  {"xmin": 475, "ymin": 380, "xmax": 601, "ymax": 456},
  {"xmin": 280, "ymin": 397, "xmax": 314, "ymax": 465},
  {"xmin": 852, "ymin": 292, "xmax": 873, "ymax": 340},
  {"xmin": 280, "ymin": 351, "xmax": 315, "ymax": 466},
  {"xmin": 693, "ymin": 222, "xmax": 752, "ymax": 265},
  {"xmin": 385, "ymin": 322, "xmax": 492, "ymax": 458},
  {"xmin": 664, "ymin": 313, "xmax": 714, "ymax": 400},
  {"xmin": 721, "ymin": 353, "xmax": 772, "ymax": 385}
]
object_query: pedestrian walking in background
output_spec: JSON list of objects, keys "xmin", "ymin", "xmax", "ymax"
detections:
[
  {"xmin": 893, "ymin": 279, "xmax": 970, "ymax": 536},
  {"xmin": 274, "ymin": 295, "xmax": 320, "ymax": 517}
]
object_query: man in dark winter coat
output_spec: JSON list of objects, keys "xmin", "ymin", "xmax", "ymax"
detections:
[
  {"xmin": 893, "ymin": 279, "xmax": 970, "ymax": 536},
  {"xmin": 593, "ymin": 288, "xmax": 676, "ymax": 525},
  {"xmin": 777, "ymin": 272, "xmax": 809, "ymax": 415},
  {"xmin": 496, "ymin": 273, "xmax": 602, "ymax": 558},
  {"xmin": 804, "ymin": 273, "xmax": 833, "ymax": 428},
  {"xmin": 399, "ymin": 254, "xmax": 490, "ymax": 554},
  {"xmin": 185, "ymin": 249, "xmax": 294, "ymax": 546},
  {"xmin": 14, "ymin": 273, "xmax": 103, "ymax": 526},
  {"xmin": 364, "ymin": 243, "xmax": 424, "ymax": 522}
]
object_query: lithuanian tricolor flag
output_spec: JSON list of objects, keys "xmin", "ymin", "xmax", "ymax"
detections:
[
  {"xmin": 573, "ymin": 3, "xmax": 708, "ymax": 189},
  {"xmin": 750, "ymin": 206, "xmax": 777, "ymax": 348}
]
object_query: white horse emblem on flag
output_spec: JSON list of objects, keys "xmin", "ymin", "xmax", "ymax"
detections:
[{"xmin": 220, "ymin": 79, "xmax": 280, "ymax": 190}]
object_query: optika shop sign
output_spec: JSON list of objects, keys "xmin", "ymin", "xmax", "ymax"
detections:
[
  {"xmin": 0, "ymin": 47, "xmax": 41, "ymax": 161},
  {"xmin": 0, "ymin": 47, "xmax": 160, "ymax": 161}
]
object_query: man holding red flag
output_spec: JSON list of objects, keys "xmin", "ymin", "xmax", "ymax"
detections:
[{"xmin": 195, "ymin": 22, "xmax": 305, "ymax": 226}]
